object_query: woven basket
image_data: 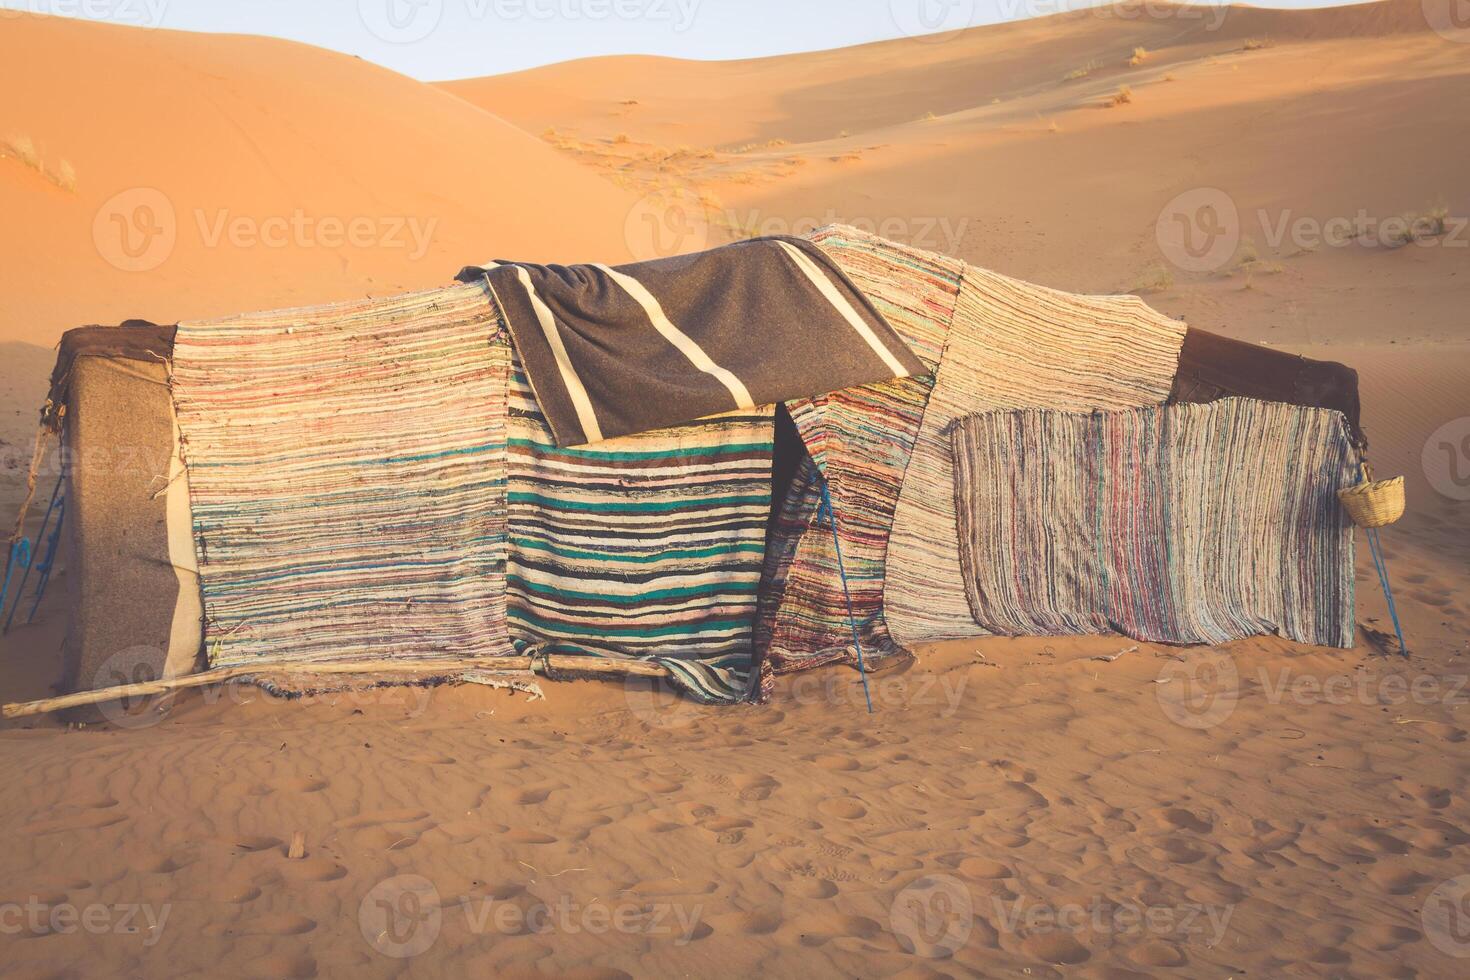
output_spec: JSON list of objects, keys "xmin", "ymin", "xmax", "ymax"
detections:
[{"xmin": 1338, "ymin": 474, "xmax": 1405, "ymax": 528}]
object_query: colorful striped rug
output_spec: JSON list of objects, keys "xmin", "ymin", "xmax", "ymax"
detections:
[
  {"xmin": 951, "ymin": 400, "xmax": 1357, "ymax": 647},
  {"xmin": 882, "ymin": 265, "xmax": 1189, "ymax": 645},
  {"xmin": 171, "ymin": 282, "xmax": 514, "ymax": 668},
  {"xmin": 506, "ymin": 355, "xmax": 773, "ymax": 703},
  {"xmin": 755, "ymin": 226, "xmax": 963, "ymax": 677}
]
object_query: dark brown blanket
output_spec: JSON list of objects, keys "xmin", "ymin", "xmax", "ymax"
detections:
[
  {"xmin": 1168, "ymin": 328, "xmax": 1364, "ymax": 447},
  {"xmin": 45, "ymin": 320, "xmax": 176, "ymax": 430},
  {"xmin": 456, "ymin": 236, "xmax": 925, "ymax": 446}
]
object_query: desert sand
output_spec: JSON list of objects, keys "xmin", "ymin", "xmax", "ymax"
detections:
[{"xmin": 3, "ymin": 1, "xmax": 1470, "ymax": 976}]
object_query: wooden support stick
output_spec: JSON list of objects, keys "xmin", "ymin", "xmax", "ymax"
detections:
[{"xmin": 2, "ymin": 655, "xmax": 668, "ymax": 719}]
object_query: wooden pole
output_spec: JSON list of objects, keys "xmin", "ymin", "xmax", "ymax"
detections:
[{"xmin": 2, "ymin": 655, "xmax": 669, "ymax": 720}]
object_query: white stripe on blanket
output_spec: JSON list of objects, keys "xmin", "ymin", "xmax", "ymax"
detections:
[
  {"xmin": 775, "ymin": 240, "xmax": 913, "ymax": 378},
  {"xmin": 514, "ymin": 266, "xmax": 604, "ymax": 443},
  {"xmin": 594, "ymin": 263, "xmax": 755, "ymax": 410}
]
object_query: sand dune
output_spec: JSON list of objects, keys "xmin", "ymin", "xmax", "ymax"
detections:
[
  {"xmin": 0, "ymin": 12, "xmax": 637, "ymax": 350},
  {"xmin": 3, "ymin": 2, "xmax": 1470, "ymax": 976}
]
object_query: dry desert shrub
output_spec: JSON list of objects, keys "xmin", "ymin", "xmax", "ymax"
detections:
[
  {"xmin": 1130, "ymin": 263, "xmax": 1174, "ymax": 294},
  {"xmin": 4, "ymin": 134, "xmax": 41, "ymax": 169}
]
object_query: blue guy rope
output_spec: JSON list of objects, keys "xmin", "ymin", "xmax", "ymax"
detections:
[
  {"xmin": 3, "ymin": 471, "xmax": 63, "ymax": 634},
  {"xmin": 1365, "ymin": 525, "xmax": 1407, "ymax": 657},
  {"xmin": 0, "ymin": 537, "xmax": 31, "ymax": 628},
  {"xmin": 25, "ymin": 494, "xmax": 66, "ymax": 625},
  {"xmin": 1353, "ymin": 464, "xmax": 1407, "ymax": 658},
  {"xmin": 817, "ymin": 474, "xmax": 875, "ymax": 714}
]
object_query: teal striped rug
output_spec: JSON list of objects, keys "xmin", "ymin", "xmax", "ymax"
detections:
[{"xmin": 506, "ymin": 358, "xmax": 774, "ymax": 703}]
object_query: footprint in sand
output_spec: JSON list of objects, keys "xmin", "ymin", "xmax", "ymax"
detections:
[
  {"xmin": 204, "ymin": 913, "xmax": 317, "ymax": 937},
  {"xmin": 1366, "ymin": 865, "xmax": 1433, "ymax": 895},
  {"xmin": 135, "ymin": 853, "xmax": 191, "ymax": 874},
  {"xmin": 243, "ymin": 953, "xmax": 317, "ymax": 979},
  {"xmin": 1128, "ymin": 940, "xmax": 1187, "ymax": 967},
  {"xmin": 711, "ymin": 908, "xmax": 783, "ymax": 935},
  {"xmin": 1155, "ymin": 806, "xmax": 1215, "ymax": 833},
  {"xmin": 1397, "ymin": 782, "xmax": 1452, "ymax": 809},
  {"xmin": 1360, "ymin": 923, "xmax": 1421, "ymax": 950},
  {"xmin": 334, "ymin": 808, "xmax": 431, "ymax": 829},
  {"xmin": 24, "ymin": 806, "xmax": 127, "ymax": 836},
  {"xmin": 957, "ymin": 856, "xmax": 1012, "ymax": 879},
  {"xmin": 515, "ymin": 784, "xmax": 560, "ymax": 805},
  {"xmin": 731, "ymin": 774, "xmax": 779, "ymax": 801},
  {"xmin": 816, "ymin": 797, "xmax": 867, "ymax": 820},
  {"xmin": 1020, "ymin": 933, "xmax": 1090, "ymax": 965},
  {"xmin": 787, "ymin": 877, "xmax": 838, "ymax": 899},
  {"xmin": 282, "ymin": 856, "xmax": 347, "ymax": 882},
  {"xmin": 281, "ymin": 777, "xmax": 329, "ymax": 793}
]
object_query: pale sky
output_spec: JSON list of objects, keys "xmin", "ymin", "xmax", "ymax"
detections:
[{"xmin": 1, "ymin": 0, "xmax": 1373, "ymax": 80}]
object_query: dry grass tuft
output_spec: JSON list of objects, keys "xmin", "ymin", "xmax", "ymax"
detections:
[
  {"xmin": 1243, "ymin": 37, "xmax": 1271, "ymax": 51},
  {"xmin": 1130, "ymin": 263, "xmax": 1174, "ymax": 294},
  {"xmin": 1063, "ymin": 60, "xmax": 1099, "ymax": 82},
  {"xmin": 1127, "ymin": 47, "xmax": 1149, "ymax": 67},
  {"xmin": 3, "ymin": 135, "xmax": 78, "ymax": 191},
  {"xmin": 1106, "ymin": 86, "xmax": 1133, "ymax": 107}
]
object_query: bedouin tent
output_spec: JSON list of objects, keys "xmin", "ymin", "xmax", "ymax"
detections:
[{"xmin": 2, "ymin": 226, "xmax": 1368, "ymax": 719}]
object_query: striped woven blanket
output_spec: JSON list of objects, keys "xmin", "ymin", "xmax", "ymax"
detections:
[
  {"xmin": 457, "ymin": 236, "xmax": 923, "ymax": 447},
  {"xmin": 951, "ymin": 400, "xmax": 1357, "ymax": 647},
  {"xmin": 756, "ymin": 227, "xmax": 963, "ymax": 678},
  {"xmin": 171, "ymin": 283, "xmax": 514, "ymax": 667},
  {"xmin": 506, "ymin": 356, "xmax": 773, "ymax": 703},
  {"xmin": 882, "ymin": 265, "xmax": 1189, "ymax": 645}
]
